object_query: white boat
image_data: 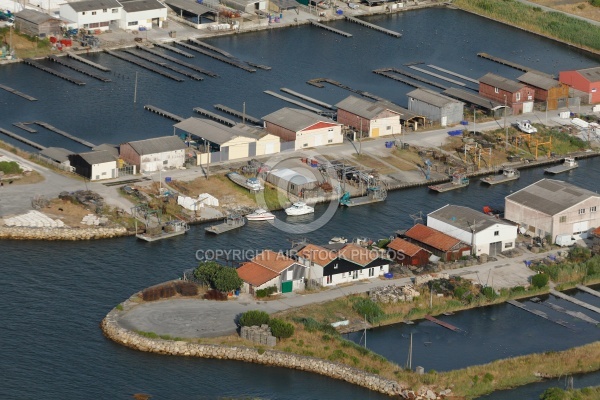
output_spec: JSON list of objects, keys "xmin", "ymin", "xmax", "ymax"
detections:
[
  {"xmin": 285, "ymin": 202, "xmax": 314, "ymax": 216},
  {"xmin": 517, "ymin": 120, "xmax": 537, "ymax": 134},
  {"xmin": 329, "ymin": 236, "xmax": 348, "ymax": 244},
  {"xmin": 246, "ymin": 209, "xmax": 275, "ymax": 221}
]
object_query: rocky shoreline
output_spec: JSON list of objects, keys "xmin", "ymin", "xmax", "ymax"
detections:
[{"xmin": 0, "ymin": 225, "xmax": 130, "ymax": 240}]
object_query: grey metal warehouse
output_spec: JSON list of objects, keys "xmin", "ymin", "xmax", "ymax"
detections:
[{"xmin": 14, "ymin": 9, "xmax": 63, "ymax": 37}]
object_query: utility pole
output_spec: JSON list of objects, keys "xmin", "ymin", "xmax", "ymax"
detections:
[
  {"xmin": 504, "ymin": 95, "xmax": 508, "ymax": 150},
  {"xmin": 242, "ymin": 101, "xmax": 246, "ymax": 125}
]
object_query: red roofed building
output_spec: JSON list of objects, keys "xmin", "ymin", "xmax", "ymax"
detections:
[
  {"xmin": 237, "ymin": 250, "xmax": 308, "ymax": 295},
  {"xmin": 387, "ymin": 237, "xmax": 431, "ymax": 267},
  {"xmin": 262, "ymin": 107, "xmax": 343, "ymax": 150},
  {"xmin": 559, "ymin": 66, "xmax": 600, "ymax": 104},
  {"xmin": 403, "ymin": 224, "xmax": 471, "ymax": 262}
]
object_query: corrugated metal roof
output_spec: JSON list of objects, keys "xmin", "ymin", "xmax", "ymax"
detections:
[
  {"xmin": 576, "ymin": 66, "xmax": 600, "ymax": 81},
  {"xmin": 479, "ymin": 73, "xmax": 525, "ymax": 93},
  {"xmin": 518, "ymin": 72, "xmax": 561, "ymax": 91},
  {"xmin": 262, "ymin": 107, "xmax": 340, "ymax": 132},
  {"xmin": 387, "ymin": 237, "xmax": 428, "ymax": 257},
  {"xmin": 506, "ymin": 179, "xmax": 599, "ymax": 216},
  {"xmin": 67, "ymin": 0, "xmax": 122, "ymax": 12},
  {"xmin": 404, "ymin": 223, "xmax": 461, "ymax": 252},
  {"xmin": 39, "ymin": 147, "xmax": 73, "ymax": 163},
  {"xmin": 442, "ymin": 87, "xmax": 503, "ymax": 110},
  {"xmin": 174, "ymin": 117, "xmax": 256, "ymax": 145},
  {"xmin": 126, "ymin": 135, "xmax": 186, "ymax": 155},
  {"xmin": 120, "ymin": 0, "xmax": 166, "ymax": 12},
  {"xmin": 269, "ymin": 168, "xmax": 318, "ymax": 184},
  {"xmin": 407, "ymin": 88, "xmax": 462, "ymax": 108},
  {"xmin": 335, "ymin": 95, "xmax": 399, "ymax": 119},
  {"xmin": 428, "ymin": 204, "xmax": 514, "ymax": 234},
  {"xmin": 15, "ymin": 9, "xmax": 59, "ymax": 24},
  {"xmin": 93, "ymin": 143, "xmax": 119, "ymax": 158},
  {"xmin": 74, "ymin": 150, "xmax": 116, "ymax": 165},
  {"xmin": 163, "ymin": 0, "xmax": 216, "ymax": 15}
]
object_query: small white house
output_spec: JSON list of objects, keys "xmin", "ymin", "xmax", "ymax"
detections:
[
  {"xmin": 59, "ymin": 0, "xmax": 123, "ymax": 32},
  {"xmin": 68, "ymin": 150, "xmax": 118, "ymax": 181},
  {"xmin": 119, "ymin": 136, "xmax": 187, "ymax": 173},
  {"xmin": 119, "ymin": 0, "xmax": 167, "ymax": 30},
  {"xmin": 427, "ymin": 204, "xmax": 518, "ymax": 257}
]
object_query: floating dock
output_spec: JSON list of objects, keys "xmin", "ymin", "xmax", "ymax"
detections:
[
  {"xmin": 47, "ymin": 55, "xmax": 111, "ymax": 82},
  {"xmin": 144, "ymin": 105, "xmax": 184, "ymax": 122},
  {"xmin": 104, "ymin": 50, "xmax": 184, "ymax": 82},
  {"xmin": 427, "ymin": 65, "xmax": 479, "ymax": 84},
  {"xmin": 424, "ymin": 315, "xmax": 461, "ymax": 332},
  {"xmin": 205, "ymin": 216, "xmax": 245, "ymax": 234},
  {"xmin": 189, "ymin": 38, "xmax": 235, "ymax": 58},
  {"xmin": 66, "ymin": 52, "xmax": 110, "ymax": 71},
  {"xmin": 137, "ymin": 45, "xmax": 217, "ymax": 77},
  {"xmin": 153, "ymin": 42, "xmax": 194, "ymax": 58},
  {"xmin": 23, "ymin": 59, "xmax": 86, "ymax": 86},
  {"xmin": 408, "ymin": 65, "xmax": 466, "ymax": 86},
  {"xmin": 264, "ymin": 90, "xmax": 323, "ymax": 113},
  {"xmin": 0, "ymin": 84, "xmax": 37, "ymax": 101},
  {"xmin": 0, "ymin": 128, "xmax": 46, "ymax": 150},
  {"xmin": 214, "ymin": 104, "xmax": 261, "ymax": 125},
  {"xmin": 372, "ymin": 69, "xmax": 425, "ymax": 89},
  {"xmin": 123, "ymin": 49, "xmax": 204, "ymax": 80},
  {"xmin": 177, "ymin": 41, "xmax": 256, "ymax": 72},
  {"xmin": 576, "ymin": 284, "xmax": 600, "ymax": 298},
  {"xmin": 280, "ymin": 88, "xmax": 334, "ymax": 109},
  {"xmin": 477, "ymin": 53, "xmax": 551, "ymax": 76},
  {"xmin": 308, "ymin": 19, "xmax": 352, "ymax": 37},
  {"xmin": 506, "ymin": 300, "xmax": 572, "ymax": 328},
  {"xmin": 247, "ymin": 62, "xmax": 271, "ymax": 71},
  {"xmin": 545, "ymin": 302, "xmax": 599, "ymax": 325},
  {"xmin": 374, "ymin": 68, "xmax": 448, "ymax": 90},
  {"xmin": 344, "ymin": 15, "xmax": 401, "ymax": 37},
  {"xmin": 13, "ymin": 122, "xmax": 37, "ymax": 133},
  {"xmin": 307, "ymin": 78, "xmax": 386, "ymax": 101},
  {"xmin": 33, "ymin": 121, "xmax": 96, "ymax": 148},
  {"xmin": 550, "ymin": 289, "xmax": 600, "ymax": 315},
  {"xmin": 193, "ymin": 107, "xmax": 236, "ymax": 126}
]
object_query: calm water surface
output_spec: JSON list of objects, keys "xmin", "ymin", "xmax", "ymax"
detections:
[{"xmin": 1, "ymin": 8, "xmax": 599, "ymax": 399}]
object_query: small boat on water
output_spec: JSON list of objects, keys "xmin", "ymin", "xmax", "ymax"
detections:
[
  {"xmin": 544, "ymin": 157, "xmax": 578, "ymax": 174},
  {"xmin": 285, "ymin": 202, "xmax": 314, "ymax": 216},
  {"xmin": 246, "ymin": 209, "xmax": 275, "ymax": 221},
  {"xmin": 329, "ymin": 236, "xmax": 348, "ymax": 244},
  {"xmin": 480, "ymin": 167, "xmax": 520, "ymax": 185},
  {"xmin": 429, "ymin": 173, "xmax": 469, "ymax": 193}
]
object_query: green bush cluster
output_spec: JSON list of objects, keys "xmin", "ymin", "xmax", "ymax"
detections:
[
  {"xmin": 352, "ymin": 297, "xmax": 385, "ymax": 324},
  {"xmin": 193, "ymin": 261, "xmax": 242, "ymax": 293},
  {"xmin": 239, "ymin": 310, "xmax": 270, "ymax": 327},
  {"xmin": 255, "ymin": 286, "xmax": 277, "ymax": 298},
  {"xmin": 293, "ymin": 317, "xmax": 338, "ymax": 335},
  {"xmin": 268, "ymin": 318, "xmax": 294, "ymax": 339},
  {"xmin": 590, "ymin": 0, "xmax": 600, "ymax": 7},
  {"xmin": 0, "ymin": 161, "xmax": 22, "ymax": 175},
  {"xmin": 531, "ymin": 273, "xmax": 549, "ymax": 288}
]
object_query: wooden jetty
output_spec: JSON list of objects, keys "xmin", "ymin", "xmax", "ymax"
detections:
[
  {"xmin": 123, "ymin": 49, "xmax": 204, "ymax": 80},
  {"xmin": 137, "ymin": 45, "xmax": 217, "ymax": 77},
  {"xmin": 47, "ymin": 55, "xmax": 111, "ymax": 82},
  {"xmin": 66, "ymin": 52, "xmax": 110, "ymax": 71},
  {"xmin": 247, "ymin": 62, "xmax": 271, "ymax": 71},
  {"xmin": 23, "ymin": 59, "xmax": 86, "ymax": 86},
  {"xmin": 0, "ymin": 84, "xmax": 37, "ymax": 101},
  {"xmin": 0, "ymin": 128, "xmax": 46, "ymax": 150},
  {"xmin": 214, "ymin": 104, "xmax": 261, "ymax": 125},
  {"xmin": 205, "ymin": 215, "xmax": 245, "ymax": 234},
  {"xmin": 344, "ymin": 15, "xmax": 401, "ymax": 37},
  {"xmin": 177, "ymin": 41, "xmax": 256, "ymax": 72},
  {"xmin": 427, "ymin": 64, "xmax": 479, "ymax": 84},
  {"xmin": 153, "ymin": 42, "xmax": 194, "ymax": 58},
  {"xmin": 189, "ymin": 38, "xmax": 235, "ymax": 58},
  {"xmin": 545, "ymin": 301, "xmax": 599, "ymax": 325},
  {"xmin": 408, "ymin": 65, "xmax": 466, "ymax": 86},
  {"xmin": 307, "ymin": 78, "xmax": 386, "ymax": 101},
  {"xmin": 280, "ymin": 88, "xmax": 334, "ymax": 109},
  {"xmin": 372, "ymin": 69, "xmax": 425, "ymax": 89},
  {"xmin": 550, "ymin": 289, "xmax": 600, "ymax": 314},
  {"xmin": 476, "ymin": 53, "xmax": 551, "ymax": 76},
  {"xmin": 576, "ymin": 284, "xmax": 600, "ymax": 298},
  {"xmin": 264, "ymin": 90, "xmax": 323, "ymax": 113},
  {"xmin": 144, "ymin": 105, "xmax": 184, "ymax": 122},
  {"xmin": 13, "ymin": 122, "xmax": 37, "ymax": 133},
  {"xmin": 424, "ymin": 315, "xmax": 461, "ymax": 332},
  {"xmin": 506, "ymin": 300, "xmax": 572, "ymax": 328},
  {"xmin": 193, "ymin": 107, "xmax": 236, "ymax": 126},
  {"xmin": 104, "ymin": 50, "xmax": 184, "ymax": 82},
  {"xmin": 308, "ymin": 19, "xmax": 353, "ymax": 37},
  {"xmin": 374, "ymin": 68, "xmax": 448, "ymax": 90},
  {"xmin": 33, "ymin": 121, "xmax": 96, "ymax": 148}
]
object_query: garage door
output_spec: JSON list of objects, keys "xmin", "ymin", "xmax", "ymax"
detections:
[
  {"xmin": 573, "ymin": 221, "xmax": 589, "ymax": 236},
  {"xmin": 489, "ymin": 241, "xmax": 502, "ymax": 257},
  {"xmin": 523, "ymin": 102, "xmax": 534, "ymax": 113},
  {"xmin": 281, "ymin": 281, "xmax": 293, "ymax": 293}
]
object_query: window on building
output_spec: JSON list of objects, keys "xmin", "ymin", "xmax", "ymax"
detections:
[
  {"xmin": 328, "ymin": 139, "xmax": 333, "ymax": 143},
  {"xmin": 579, "ymin": 208, "xmax": 585, "ymax": 215},
  {"xmin": 83, "ymin": 23, "xmax": 89, "ymax": 28},
  {"xmin": 92, "ymin": 11, "xmax": 96, "ymax": 15},
  {"xmin": 303, "ymin": 143, "xmax": 308, "ymax": 147},
  {"xmin": 559, "ymin": 216, "xmax": 567, "ymax": 223},
  {"xmin": 163, "ymin": 160, "xmax": 168, "ymax": 165},
  {"xmin": 82, "ymin": 11, "xmax": 86, "ymax": 15},
  {"xmin": 591, "ymin": 206, "xmax": 597, "ymax": 213},
  {"xmin": 112, "ymin": 8, "xmax": 118, "ymax": 13},
  {"xmin": 333, "ymin": 263, "xmax": 338, "ymax": 269},
  {"xmin": 386, "ymin": 126, "xmax": 391, "ymax": 130},
  {"xmin": 516, "ymin": 92, "xmax": 521, "ymax": 101},
  {"xmin": 103, "ymin": 8, "xmax": 107, "ymax": 12},
  {"xmin": 326, "ymin": 275, "xmax": 332, "ymax": 284},
  {"xmin": 102, "ymin": 171, "xmax": 107, "ymax": 175},
  {"xmin": 494, "ymin": 87, "xmax": 499, "ymax": 94},
  {"xmin": 494, "ymin": 231, "xmax": 499, "ymax": 236},
  {"xmin": 128, "ymin": 21, "xmax": 138, "ymax": 26},
  {"xmin": 504, "ymin": 242, "xmax": 513, "ymax": 248}
]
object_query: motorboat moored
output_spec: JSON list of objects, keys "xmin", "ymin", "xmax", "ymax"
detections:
[
  {"xmin": 246, "ymin": 209, "xmax": 276, "ymax": 221},
  {"xmin": 285, "ymin": 202, "xmax": 314, "ymax": 216}
]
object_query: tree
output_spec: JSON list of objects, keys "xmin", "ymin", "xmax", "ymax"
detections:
[
  {"xmin": 212, "ymin": 266, "xmax": 243, "ymax": 293},
  {"xmin": 194, "ymin": 261, "xmax": 222, "ymax": 286},
  {"xmin": 531, "ymin": 273, "xmax": 549, "ymax": 289},
  {"xmin": 268, "ymin": 318, "xmax": 294, "ymax": 339}
]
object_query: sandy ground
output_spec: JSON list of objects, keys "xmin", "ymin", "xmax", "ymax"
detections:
[{"xmin": 528, "ymin": 0, "xmax": 600, "ymax": 21}]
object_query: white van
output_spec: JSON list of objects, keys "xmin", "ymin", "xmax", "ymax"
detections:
[{"xmin": 555, "ymin": 234, "xmax": 577, "ymax": 247}]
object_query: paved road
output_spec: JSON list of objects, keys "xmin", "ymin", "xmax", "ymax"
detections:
[{"xmin": 117, "ymin": 245, "xmax": 568, "ymax": 338}]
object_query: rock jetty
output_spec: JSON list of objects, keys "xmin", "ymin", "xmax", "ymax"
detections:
[{"xmin": 0, "ymin": 225, "xmax": 129, "ymax": 240}]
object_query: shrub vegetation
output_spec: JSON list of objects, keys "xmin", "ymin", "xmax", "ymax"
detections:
[
  {"xmin": 239, "ymin": 310, "xmax": 270, "ymax": 327},
  {"xmin": 268, "ymin": 318, "xmax": 295, "ymax": 339}
]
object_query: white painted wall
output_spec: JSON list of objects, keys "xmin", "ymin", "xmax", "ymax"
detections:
[
  {"xmin": 90, "ymin": 161, "xmax": 117, "ymax": 181},
  {"xmin": 59, "ymin": 4, "xmax": 122, "ymax": 31},
  {"xmin": 120, "ymin": 7, "xmax": 166, "ymax": 30},
  {"xmin": 297, "ymin": 256, "xmax": 324, "ymax": 281},
  {"xmin": 369, "ymin": 115, "xmax": 401, "ymax": 138},
  {"xmin": 139, "ymin": 149, "xmax": 185, "ymax": 173},
  {"xmin": 296, "ymin": 125, "xmax": 343, "ymax": 150},
  {"xmin": 322, "ymin": 264, "xmax": 389, "ymax": 287}
]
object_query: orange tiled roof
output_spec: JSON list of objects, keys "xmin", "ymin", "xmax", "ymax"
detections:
[
  {"xmin": 387, "ymin": 237, "xmax": 428, "ymax": 257},
  {"xmin": 252, "ymin": 249, "xmax": 295, "ymax": 273},
  {"xmin": 338, "ymin": 243, "xmax": 380, "ymax": 266},
  {"xmin": 297, "ymin": 244, "xmax": 338, "ymax": 266},
  {"xmin": 236, "ymin": 262, "xmax": 279, "ymax": 287},
  {"xmin": 594, "ymin": 226, "xmax": 600, "ymax": 237},
  {"xmin": 404, "ymin": 224, "xmax": 461, "ymax": 252}
]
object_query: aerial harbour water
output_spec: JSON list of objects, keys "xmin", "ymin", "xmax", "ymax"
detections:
[{"xmin": 1, "ymin": 7, "xmax": 600, "ymax": 400}]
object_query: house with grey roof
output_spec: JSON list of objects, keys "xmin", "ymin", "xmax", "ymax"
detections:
[
  {"xmin": 335, "ymin": 95, "xmax": 402, "ymax": 138},
  {"xmin": 505, "ymin": 179, "xmax": 600, "ymax": 242},
  {"xmin": 120, "ymin": 136, "xmax": 187, "ymax": 173},
  {"xmin": 173, "ymin": 117, "xmax": 280, "ymax": 165},
  {"xmin": 262, "ymin": 108, "xmax": 342, "ymax": 150},
  {"xmin": 119, "ymin": 0, "xmax": 167, "ymax": 30},
  {"xmin": 479, "ymin": 73, "xmax": 534, "ymax": 115},
  {"xmin": 68, "ymin": 150, "xmax": 118, "ymax": 181},
  {"xmin": 427, "ymin": 204, "xmax": 517, "ymax": 257},
  {"xmin": 14, "ymin": 9, "xmax": 63, "ymax": 37},
  {"xmin": 60, "ymin": 0, "xmax": 167, "ymax": 31},
  {"xmin": 518, "ymin": 71, "xmax": 570, "ymax": 110},
  {"xmin": 407, "ymin": 88, "xmax": 464, "ymax": 127}
]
